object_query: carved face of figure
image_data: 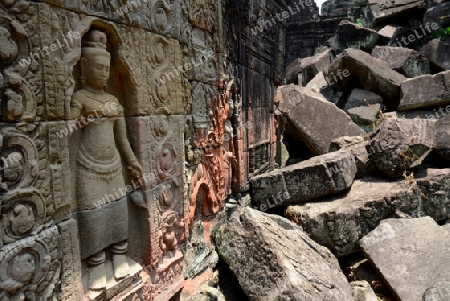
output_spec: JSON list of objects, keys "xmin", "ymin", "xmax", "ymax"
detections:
[{"xmin": 84, "ymin": 55, "xmax": 110, "ymax": 90}]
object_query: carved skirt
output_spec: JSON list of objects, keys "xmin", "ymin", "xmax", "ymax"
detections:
[
  {"xmin": 77, "ymin": 197, "xmax": 129, "ymax": 259},
  {"xmin": 75, "ymin": 144, "xmax": 129, "ymax": 259}
]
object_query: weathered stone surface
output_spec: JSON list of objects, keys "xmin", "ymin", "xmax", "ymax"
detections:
[
  {"xmin": 366, "ymin": 0, "xmax": 423, "ymax": 27},
  {"xmin": 360, "ymin": 217, "xmax": 450, "ymax": 301},
  {"xmin": 276, "ymin": 84, "xmax": 364, "ymax": 155},
  {"xmin": 424, "ymin": 2, "xmax": 450, "ymax": 32},
  {"xmin": 331, "ymin": 20, "xmax": 382, "ymax": 53},
  {"xmin": 285, "ymin": 58, "xmax": 302, "ymax": 84},
  {"xmin": 285, "ymin": 50, "xmax": 331, "ymax": 86},
  {"xmin": 344, "ymin": 89, "xmax": 383, "ymax": 125},
  {"xmin": 368, "ymin": 118, "xmax": 435, "ymax": 179},
  {"xmin": 250, "ymin": 146, "xmax": 362, "ymax": 209},
  {"xmin": 329, "ymin": 135, "xmax": 365, "ymax": 152},
  {"xmin": 399, "ymin": 70, "xmax": 450, "ymax": 111},
  {"xmin": 286, "ymin": 168, "xmax": 450, "ymax": 256},
  {"xmin": 372, "ymin": 46, "xmax": 431, "ymax": 78},
  {"xmin": 301, "ymin": 50, "xmax": 332, "ymax": 86},
  {"xmin": 351, "ymin": 280, "xmax": 378, "ymax": 301},
  {"xmin": 378, "ymin": 25, "xmax": 398, "ymax": 39},
  {"xmin": 421, "ymin": 39, "xmax": 450, "ymax": 71},
  {"xmin": 423, "ymin": 281, "xmax": 450, "ymax": 301},
  {"xmin": 305, "ymin": 72, "xmax": 345, "ymax": 105},
  {"xmin": 326, "ymin": 49, "xmax": 406, "ymax": 111},
  {"xmin": 215, "ymin": 206, "xmax": 354, "ymax": 301},
  {"xmin": 434, "ymin": 114, "xmax": 450, "ymax": 160},
  {"xmin": 183, "ymin": 221, "xmax": 219, "ymax": 279}
]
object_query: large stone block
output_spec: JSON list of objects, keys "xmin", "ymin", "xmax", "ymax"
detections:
[
  {"xmin": 250, "ymin": 146, "xmax": 364, "ymax": 209},
  {"xmin": 372, "ymin": 46, "xmax": 431, "ymax": 78},
  {"xmin": 215, "ymin": 207, "xmax": 354, "ymax": 300},
  {"xmin": 399, "ymin": 70, "xmax": 450, "ymax": 111},
  {"xmin": 360, "ymin": 217, "xmax": 450, "ymax": 301},
  {"xmin": 286, "ymin": 169, "xmax": 450, "ymax": 256},
  {"xmin": 366, "ymin": 0, "xmax": 423, "ymax": 27},
  {"xmin": 331, "ymin": 20, "xmax": 383, "ymax": 53},
  {"xmin": 434, "ymin": 113, "xmax": 450, "ymax": 160},
  {"xmin": 326, "ymin": 48, "xmax": 406, "ymax": 111},
  {"xmin": 276, "ymin": 84, "xmax": 364, "ymax": 155},
  {"xmin": 126, "ymin": 116, "xmax": 185, "ymax": 190},
  {"xmin": 421, "ymin": 39, "xmax": 450, "ymax": 71},
  {"xmin": 368, "ymin": 118, "xmax": 435, "ymax": 179}
]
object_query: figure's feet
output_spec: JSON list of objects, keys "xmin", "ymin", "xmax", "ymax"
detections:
[
  {"xmin": 111, "ymin": 241, "xmax": 129, "ymax": 280},
  {"xmin": 112, "ymin": 253, "xmax": 129, "ymax": 280},
  {"xmin": 87, "ymin": 252, "xmax": 106, "ymax": 290}
]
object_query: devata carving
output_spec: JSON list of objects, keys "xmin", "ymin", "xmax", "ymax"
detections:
[{"xmin": 71, "ymin": 29, "xmax": 143, "ymax": 292}]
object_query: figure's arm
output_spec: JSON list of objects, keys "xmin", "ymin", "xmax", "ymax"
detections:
[
  {"xmin": 70, "ymin": 94, "xmax": 82, "ymax": 119},
  {"xmin": 114, "ymin": 104, "xmax": 142, "ymax": 180}
]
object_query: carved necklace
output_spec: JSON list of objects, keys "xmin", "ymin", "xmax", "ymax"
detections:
[{"xmin": 83, "ymin": 87, "xmax": 113, "ymax": 105}]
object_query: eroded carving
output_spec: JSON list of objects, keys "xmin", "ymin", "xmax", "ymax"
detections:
[
  {"xmin": 189, "ymin": 0, "xmax": 216, "ymax": 32},
  {"xmin": 0, "ymin": 226, "xmax": 61, "ymax": 301}
]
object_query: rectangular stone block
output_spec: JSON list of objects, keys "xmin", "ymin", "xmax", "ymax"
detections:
[
  {"xmin": 126, "ymin": 116, "xmax": 184, "ymax": 190},
  {"xmin": 250, "ymin": 147, "xmax": 358, "ymax": 209}
]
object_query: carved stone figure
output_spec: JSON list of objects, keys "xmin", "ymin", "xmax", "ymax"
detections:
[{"xmin": 71, "ymin": 30, "xmax": 143, "ymax": 291}]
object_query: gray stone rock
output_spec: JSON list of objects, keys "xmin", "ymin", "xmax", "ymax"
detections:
[
  {"xmin": 368, "ymin": 118, "xmax": 435, "ymax": 179},
  {"xmin": 285, "ymin": 51, "xmax": 331, "ymax": 86},
  {"xmin": 347, "ymin": 104, "xmax": 382, "ymax": 126},
  {"xmin": 250, "ymin": 147, "xmax": 357, "ymax": 209},
  {"xmin": 183, "ymin": 221, "xmax": 219, "ymax": 279},
  {"xmin": 424, "ymin": 2, "xmax": 450, "ymax": 32},
  {"xmin": 351, "ymin": 280, "xmax": 378, "ymax": 301},
  {"xmin": 378, "ymin": 25, "xmax": 398, "ymax": 39},
  {"xmin": 326, "ymin": 49, "xmax": 406, "ymax": 111},
  {"xmin": 366, "ymin": 0, "xmax": 423, "ymax": 27},
  {"xmin": 360, "ymin": 217, "xmax": 450, "ymax": 301},
  {"xmin": 331, "ymin": 20, "xmax": 382, "ymax": 53},
  {"xmin": 345, "ymin": 88, "xmax": 384, "ymax": 111},
  {"xmin": 329, "ymin": 135, "xmax": 365, "ymax": 152},
  {"xmin": 285, "ymin": 168, "xmax": 450, "ymax": 256},
  {"xmin": 421, "ymin": 39, "xmax": 450, "ymax": 71},
  {"xmin": 434, "ymin": 114, "xmax": 450, "ymax": 160},
  {"xmin": 214, "ymin": 206, "xmax": 354, "ymax": 301},
  {"xmin": 285, "ymin": 58, "xmax": 302, "ymax": 85},
  {"xmin": 275, "ymin": 84, "xmax": 364, "ymax": 155},
  {"xmin": 399, "ymin": 70, "xmax": 450, "ymax": 111},
  {"xmin": 372, "ymin": 46, "xmax": 431, "ymax": 78},
  {"xmin": 305, "ymin": 72, "xmax": 345, "ymax": 106},
  {"xmin": 423, "ymin": 281, "xmax": 450, "ymax": 301},
  {"xmin": 344, "ymin": 89, "xmax": 383, "ymax": 126},
  {"xmin": 301, "ymin": 49, "xmax": 332, "ymax": 86}
]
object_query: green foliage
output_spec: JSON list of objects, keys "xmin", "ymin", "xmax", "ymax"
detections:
[
  {"xmin": 355, "ymin": 18, "xmax": 364, "ymax": 27},
  {"xmin": 432, "ymin": 26, "xmax": 450, "ymax": 41}
]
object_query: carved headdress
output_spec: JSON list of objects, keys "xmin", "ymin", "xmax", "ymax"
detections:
[{"xmin": 81, "ymin": 30, "xmax": 110, "ymax": 60}]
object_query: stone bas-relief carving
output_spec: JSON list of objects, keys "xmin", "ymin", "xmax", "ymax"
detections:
[
  {"xmin": 189, "ymin": 79, "xmax": 240, "ymax": 223},
  {"xmin": 0, "ymin": 226, "xmax": 62, "ymax": 301},
  {"xmin": 70, "ymin": 30, "xmax": 143, "ymax": 296}
]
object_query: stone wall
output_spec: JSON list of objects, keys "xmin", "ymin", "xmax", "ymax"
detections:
[{"xmin": 0, "ymin": 0, "xmax": 288, "ymax": 300}]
